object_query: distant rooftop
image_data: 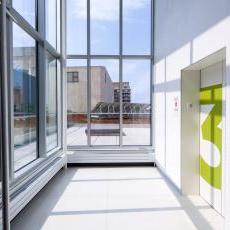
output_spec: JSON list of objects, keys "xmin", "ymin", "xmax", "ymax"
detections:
[{"xmin": 91, "ymin": 102, "xmax": 150, "ymax": 114}]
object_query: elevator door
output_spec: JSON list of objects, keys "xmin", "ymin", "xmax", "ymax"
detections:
[{"xmin": 199, "ymin": 62, "xmax": 223, "ymax": 213}]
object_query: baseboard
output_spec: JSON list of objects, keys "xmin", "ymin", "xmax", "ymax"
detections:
[{"xmin": 68, "ymin": 162, "xmax": 156, "ymax": 167}]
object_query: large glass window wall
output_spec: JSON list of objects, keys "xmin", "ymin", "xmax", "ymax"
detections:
[
  {"xmin": 67, "ymin": 0, "xmax": 153, "ymax": 148},
  {"xmin": 7, "ymin": 0, "xmax": 62, "ymax": 174}
]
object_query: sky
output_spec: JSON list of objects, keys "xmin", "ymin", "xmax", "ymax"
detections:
[
  {"xmin": 13, "ymin": 0, "xmax": 152, "ymax": 104},
  {"xmin": 67, "ymin": 0, "xmax": 151, "ymax": 55},
  {"xmin": 13, "ymin": 0, "xmax": 35, "ymax": 28}
]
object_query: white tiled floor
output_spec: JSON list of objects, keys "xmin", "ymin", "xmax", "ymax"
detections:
[{"xmin": 11, "ymin": 167, "xmax": 224, "ymax": 230}]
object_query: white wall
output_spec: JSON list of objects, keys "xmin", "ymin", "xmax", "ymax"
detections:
[
  {"xmin": 154, "ymin": 0, "xmax": 230, "ymax": 196},
  {"xmin": 181, "ymin": 70, "xmax": 200, "ymax": 195}
]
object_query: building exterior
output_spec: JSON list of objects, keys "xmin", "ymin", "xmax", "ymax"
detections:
[
  {"xmin": 67, "ymin": 66, "xmax": 114, "ymax": 113},
  {"xmin": 67, "ymin": 65, "xmax": 150, "ymax": 126},
  {"xmin": 67, "ymin": 67, "xmax": 132, "ymax": 115},
  {"xmin": 113, "ymin": 82, "xmax": 131, "ymax": 103},
  {"xmin": 13, "ymin": 47, "xmax": 36, "ymax": 76},
  {"xmin": 14, "ymin": 69, "xmax": 36, "ymax": 114}
]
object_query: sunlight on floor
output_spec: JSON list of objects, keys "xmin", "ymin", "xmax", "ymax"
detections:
[{"xmin": 11, "ymin": 167, "xmax": 224, "ymax": 230}]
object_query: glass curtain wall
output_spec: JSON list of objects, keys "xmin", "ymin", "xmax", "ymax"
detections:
[
  {"xmin": 67, "ymin": 0, "xmax": 153, "ymax": 148},
  {"xmin": 67, "ymin": 59, "xmax": 88, "ymax": 146},
  {"xmin": 7, "ymin": 0, "xmax": 62, "ymax": 174},
  {"xmin": 123, "ymin": 60, "xmax": 151, "ymax": 145},
  {"xmin": 46, "ymin": 52, "xmax": 58, "ymax": 153},
  {"xmin": 13, "ymin": 23, "xmax": 38, "ymax": 170},
  {"xmin": 90, "ymin": 59, "xmax": 120, "ymax": 146}
]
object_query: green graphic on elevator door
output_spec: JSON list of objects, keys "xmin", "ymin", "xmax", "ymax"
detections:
[{"xmin": 200, "ymin": 84, "xmax": 222, "ymax": 190}]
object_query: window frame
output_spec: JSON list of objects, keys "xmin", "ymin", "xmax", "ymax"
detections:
[
  {"xmin": 45, "ymin": 51, "xmax": 59, "ymax": 154},
  {"xmin": 66, "ymin": 0, "xmax": 154, "ymax": 149},
  {"xmin": 12, "ymin": 22, "xmax": 38, "ymax": 172},
  {"xmin": 6, "ymin": 0, "xmax": 64, "ymax": 182},
  {"xmin": 67, "ymin": 71, "xmax": 79, "ymax": 83},
  {"xmin": 45, "ymin": 0, "xmax": 60, "ymax": 51}
]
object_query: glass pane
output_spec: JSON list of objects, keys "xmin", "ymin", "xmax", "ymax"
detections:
[
  {"xmin": 46, "ymin": 52, "xmax": 58, "ymax": 152},
  {"xmin": 13, "ymin": 0, "xmax": 36, "ymax": 28},
  {"xmin": 122, "ymin": 60, "xmax": 151, "ymax": 145},
  {"xmin": 13, "ymin": 23, "xmax": 37, "ymax": 170},
  {"xmin": 123, "ymin": 0, "xmax": 151, "ymax": 55},
  {"xmin": 67, "ymin": 0, "xmax": 87, "ymax": 55},
  {"xmin": 46, "ymin": 0, "xmax": 57, "ymax": 48},
  {"xmin": 91, "ymin": 60, "xmax": 119, "ymax": 145},
  {"xmin": 67, "ymin": 59, "xmax": 88, "ymax": 146},
  {"xmin": 91, "ymin": 0, "xmax": 119, "ymax": 54},
  {"xmin": 57, "ymin": 0, "xmax": 61, "ymax": 52}
]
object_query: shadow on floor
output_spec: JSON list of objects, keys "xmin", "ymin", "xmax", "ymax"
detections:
[{"xmin": 11, "ymin": 167, "xmax": 222, "ymax": 230}]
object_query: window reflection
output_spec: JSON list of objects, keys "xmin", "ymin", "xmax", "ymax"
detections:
[
  {"xmin": 13, "ymin": 23, "xmax": 37, "ymax": 171},
  {"xmin": 46, "ymin": 52, "xmax": 58, "ymax": 153}
]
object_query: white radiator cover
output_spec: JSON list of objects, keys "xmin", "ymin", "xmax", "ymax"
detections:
[
  {"xmin": 9, "ymin": 155, "xmax": 67, "ymax": 221},
  {"xmin": 67, "ymin": 151, "xmax": 155, "ymax": 163}
]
